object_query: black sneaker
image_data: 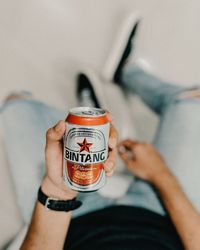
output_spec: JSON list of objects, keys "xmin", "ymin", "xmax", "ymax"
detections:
[
  {"xmin": 76, "ymin": 72, "xmax": 101, "ymax": 108},
  {"xmin": 102, "ymin": 12, "xmax": 140, "ymax": 83}
]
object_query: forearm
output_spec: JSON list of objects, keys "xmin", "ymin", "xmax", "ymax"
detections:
[
  {"xmin": 21, "ymin": 202, "xmax": 71, "ymax": 250},
  {"xmin": 21, "ymin": 178, "xmax": 76, "ymax": 250},
  {"xmin": 153, "ymin": 170, "xmax": 200, "ymax": 250}
]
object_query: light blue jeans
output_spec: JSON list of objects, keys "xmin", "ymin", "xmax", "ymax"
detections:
[{"xmin": 1, "ymin": 66, "xmax": 200, "ymax": 224}]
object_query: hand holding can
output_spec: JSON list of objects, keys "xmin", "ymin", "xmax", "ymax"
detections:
[{"xmin": 42, "ymin": 113, "xmax": 117, "ymax": 200}]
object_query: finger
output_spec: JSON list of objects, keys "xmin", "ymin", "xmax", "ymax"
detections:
[
  {"xmin": 106, "ymin": 112, "xmax": 112, "ymax": 122},
  {"xmin": 104, "ymin": 148, "xmax": 117, "ymax": 173},
  {"xmin": 45, "ymin": 120, "xmax": 66, "ymax": 166},
  {"xmin": 118, "ymin": 144, "xmax": 135, "ymax": 157},
  {"xmin": 108, "ymin": 124, "xmax": 118, "ymax": 149},
  {"xmin": 118, "ymin": 139, "xmax": 139, "ymax": 151},
  {"xmin": 106, "ymin": 169, "xmax": 114, "ymax": 177},
  {"xmin": 119, "ymin": 151, "xmax": 135, "ymax": 165},
  {"xmin": 118, "ymin": 139, "xmax": 139, "ymax": 148},
  {"xmin": 104, "ymin": 160, "xmax": 114, "ymax": 173},
  {"xmin": 46, "ymin": 120, "xmax": 66, "ymax": 146}
]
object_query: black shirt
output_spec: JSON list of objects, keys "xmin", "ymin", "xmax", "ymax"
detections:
[{"xmin": 65, "ymin": 206, "xmax": 184, "ymax": 250}]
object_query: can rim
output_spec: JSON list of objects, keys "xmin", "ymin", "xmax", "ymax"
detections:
[{"xmin": 69, "ymin": 107, "xmax": 106, "ymax": 117}]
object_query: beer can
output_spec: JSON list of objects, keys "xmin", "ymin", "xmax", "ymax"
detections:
[{"xmin": 63, "ymin": 107, "xmax": 110, "ymax": 192}]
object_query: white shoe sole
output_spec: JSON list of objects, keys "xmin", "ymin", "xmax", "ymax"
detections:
[
  {"xmin": 77, "ymin": 66, "xmax": 107, "ymax": 108},
  {"xmin": 102, "ymin": 11, "xmax": 140, "ymax": 82}
]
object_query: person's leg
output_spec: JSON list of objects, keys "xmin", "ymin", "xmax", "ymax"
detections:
[
  {"xmin": 153, "ymin": 89, "xmax": 200, "ymax": 212},
  {"xmin": 122, "ymin": 65, "xmax": 183, "ymax": 114},
  {"xmin": 119, "ymin": 67, "xmax": 200, "ymax": 213},
  {"xmin": 0, "ymin": 98, "xmax": 66, "ymax": 223},
  {"xmin": 0, "ymin": 97, "xmax": 116, "ymax": 223}
]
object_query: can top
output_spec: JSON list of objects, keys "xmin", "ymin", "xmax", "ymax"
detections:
[
  {"xmin": 67, "ymin": 107, "xmax": 109, "ymax": 126},
  {"xmin": 69, "ymin": 107, "xmax": 106, "ymax": 117}
]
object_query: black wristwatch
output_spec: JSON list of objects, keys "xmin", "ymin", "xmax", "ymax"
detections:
[{"xmin": 38, "ymin": 187, "xmax": 82, "ymax": 212}]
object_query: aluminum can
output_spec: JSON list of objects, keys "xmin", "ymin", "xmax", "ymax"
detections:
[{"xmin": 63, "ymin": 107, "xmax": 110, "ymax": 192}]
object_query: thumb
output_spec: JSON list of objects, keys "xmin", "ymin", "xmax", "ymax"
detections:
[
  {"xmin": 118, "ymin": 145, "xmax": 135, "ymax": 165},
  {"xmin": 46, "ymin": 120, "xmax": 66, "ymax": 149}
]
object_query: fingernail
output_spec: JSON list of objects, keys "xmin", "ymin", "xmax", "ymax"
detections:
[{"xmin": 109, "ymin": 138, "xmax": 117, "ymax": 148}]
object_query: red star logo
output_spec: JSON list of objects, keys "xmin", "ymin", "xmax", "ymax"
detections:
[{"xmin": 77, "ymin": 138, "xmax": 93, "ymax": 153}]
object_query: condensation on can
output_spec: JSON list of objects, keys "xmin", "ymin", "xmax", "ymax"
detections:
[{"xmin": 63, "ymin": 107, "xmax": 110, "ymax": 192}]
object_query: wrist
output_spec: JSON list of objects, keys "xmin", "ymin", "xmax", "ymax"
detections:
[
  {"xmin": 41, "ymin": 177, "xmax": 77, "ymax": 200},
  {"xmin": 151, "ymin": 168, "xmax": 175, "ymax": 187}
]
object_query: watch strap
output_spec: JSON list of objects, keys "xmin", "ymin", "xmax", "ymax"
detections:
[{"xmin": 38, "ymin": 187, "xmax": 82, "ymax": 212}]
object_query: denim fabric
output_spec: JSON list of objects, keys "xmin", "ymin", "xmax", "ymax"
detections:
[
  {"xmin": 121, "ymin": 65, "xmax": 200, "ymax": 214},
  {"xmin": 1, "ymin": 67, "xmax": 200, "ymax": 223}
]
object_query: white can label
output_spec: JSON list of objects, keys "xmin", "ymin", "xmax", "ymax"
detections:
[{"xmin": 63, "ymin": 123, "xmax": 110, "ymax": 191}]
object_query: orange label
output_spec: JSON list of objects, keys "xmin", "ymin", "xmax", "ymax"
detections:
[{"xmin": 67, "ymin": 161, "xmax": 103, "ymax": 186}]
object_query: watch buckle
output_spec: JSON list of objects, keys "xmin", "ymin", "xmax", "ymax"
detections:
[{"xmin": 45, "ymin": 197, "xmax": 58, "ymax": 210}]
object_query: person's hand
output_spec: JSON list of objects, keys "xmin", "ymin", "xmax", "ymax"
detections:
[
  {"xmin": 41, "ymin": 120, "xmax": 118, "ymax": 199},
  {"xmin": 118, "ymin": 139, "xmax": 169, "ymax": 183}
]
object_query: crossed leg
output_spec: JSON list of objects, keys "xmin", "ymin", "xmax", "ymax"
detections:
[{"xmin": 118, "ymin": 65, "xmax": 200, "ymax": 214}]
